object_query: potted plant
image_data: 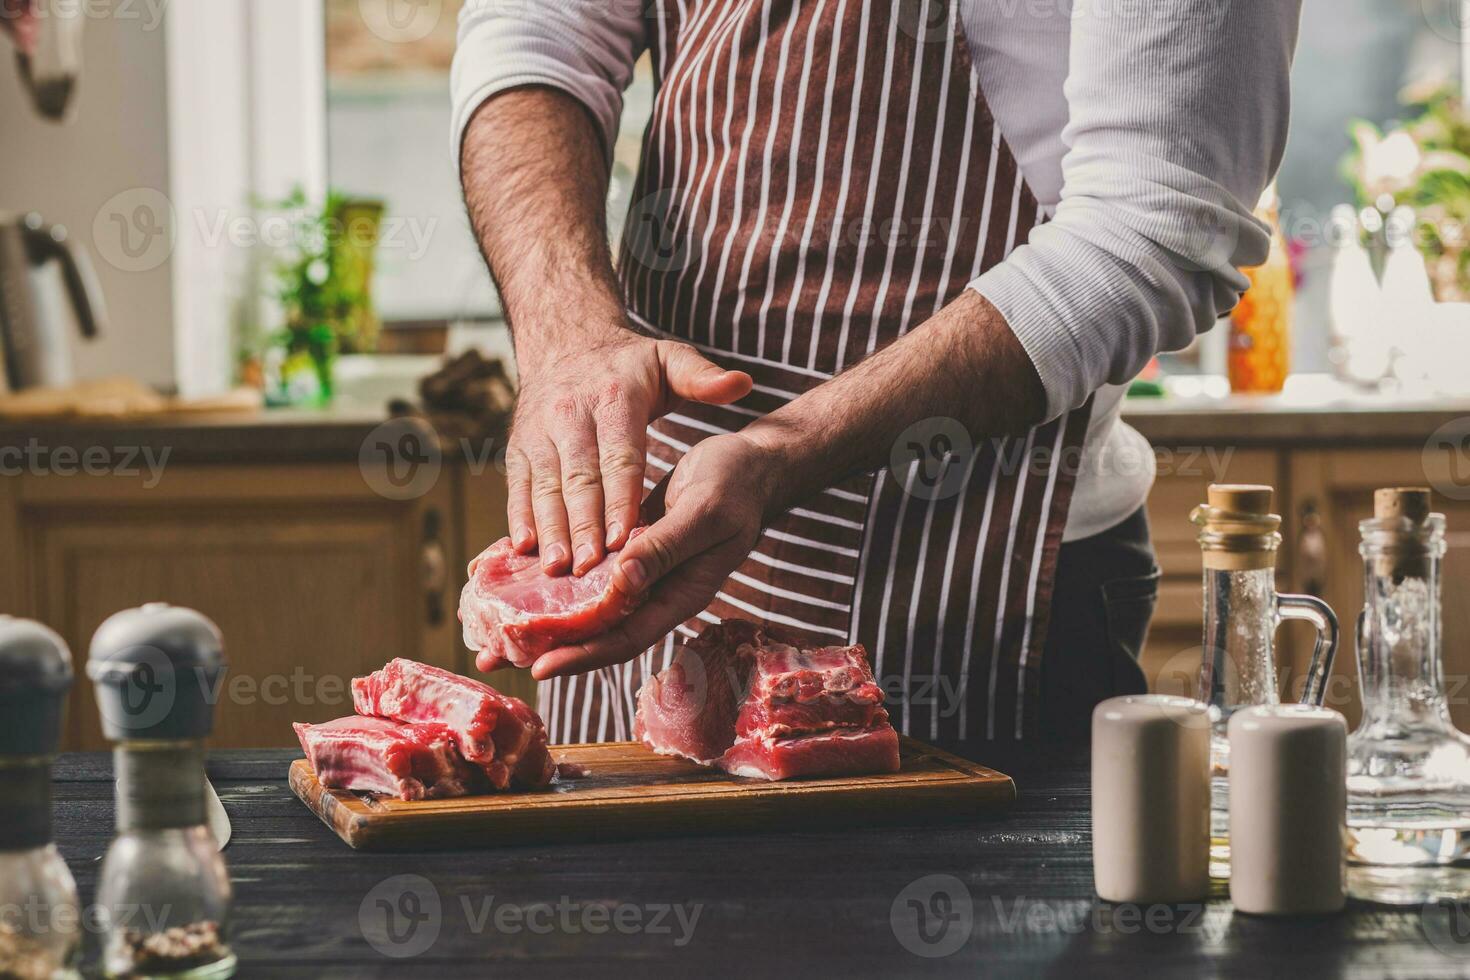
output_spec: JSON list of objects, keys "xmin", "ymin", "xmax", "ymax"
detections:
[{"xmin": 258, "ymin": 187, "xmax": 383, "ymax": 404}]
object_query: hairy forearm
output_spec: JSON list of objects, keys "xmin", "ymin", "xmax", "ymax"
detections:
[
  {"xmin": 742, "ymin": 291, "xmax": 1047, "ymax": 515},
  {"xmin": 460, "ymin": 86, "xmax": 627, "ymax": 367}
]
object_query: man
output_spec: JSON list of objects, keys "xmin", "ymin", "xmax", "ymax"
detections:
[{"xmin": 455, "ymin": 0, "xmax": 1298, "ymax": 741}]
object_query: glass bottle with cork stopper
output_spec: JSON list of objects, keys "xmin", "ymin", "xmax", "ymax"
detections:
[
  {"xmin": 1190, "ymin": 484, "xmax": 1339, "ymax": 876},
  {"xmin": 1347, "ymin": 487, "xmax": 1470, "ymax": 904},
  {"xmin": 0, "ymin": 616, "xmax": 81, "ymax": 979},
  {"xmin": 87, "ymin": 603, "xmax": 235, "ymax": 979}
]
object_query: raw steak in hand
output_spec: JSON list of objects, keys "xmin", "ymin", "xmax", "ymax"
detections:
[
  {"xmin": 352, "ymin": 658, "xmax": 554, "ymax": 789},
  {"xmin": 293, "ymin": 715, "xmax": 481, "ymax": 801},
  {"xmin": 635, "ymin": 619, "xmax": 901, "ymax": 780},
  {"xmin": 459, "ymin": 529, "xmax": 643, "ymax": 670}
]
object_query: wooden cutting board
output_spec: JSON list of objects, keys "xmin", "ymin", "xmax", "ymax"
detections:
[{"xmin": 289, "ymin": 736, "xmax": 1014, "ymax": 851}]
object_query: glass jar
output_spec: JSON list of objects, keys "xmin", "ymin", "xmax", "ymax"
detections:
[{"xmin": 1347, "ymin": 490, "xmax": 1470, "ymax": 904}]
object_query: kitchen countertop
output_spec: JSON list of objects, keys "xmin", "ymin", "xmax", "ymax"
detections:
[
  {"xmin": 5, "ymin": 376, "xmax": 1469, "ymax": 463},
  {"xmin": 50, "ymin": 747, "xmax": 1468, "ymax": 978},
  {"xmin": 1121, "ymin": 374, "xmax": 1470, "ymax": 445}
]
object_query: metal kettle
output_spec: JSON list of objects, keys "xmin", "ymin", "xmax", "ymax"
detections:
[{"xmin": 0, "ymin": 212, "xmax": 105, "ymax": 391}]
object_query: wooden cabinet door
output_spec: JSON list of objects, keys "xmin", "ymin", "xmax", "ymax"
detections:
[
  {"xmin": 1291, "ymin": 449, "xmax": 1470, "ymax": 730},
  {"xmin": 12, "ymin": 463, "xmax": 459, "ymax": 749}
]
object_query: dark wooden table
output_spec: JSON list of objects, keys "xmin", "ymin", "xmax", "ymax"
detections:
[{"xmin": 51, "ymin": 745, "xmax": 1470, "ymax": 978}]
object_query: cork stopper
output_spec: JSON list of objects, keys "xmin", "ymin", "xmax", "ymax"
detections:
[
  {"xmin": 1374, "ymin": 487, "xmax": 1432, "ymax": 524},
  {"xmin": 1209, "ymin": 485, "xmax": 1275, "ymax": 515},
  {"xmin": 1370, "ymin": 487, "xmax": 1434, "ymax": 580},
  {"xmin": 1192, "ymin": 484, "xmax": 1282, "ymax": 570}
]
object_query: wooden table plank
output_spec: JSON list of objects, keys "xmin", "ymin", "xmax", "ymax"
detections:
[{"xmin": 48, "ymin": 746, "xmax": 1470, "ymax": 978}]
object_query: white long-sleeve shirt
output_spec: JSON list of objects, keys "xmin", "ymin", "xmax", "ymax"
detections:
[{"xmin": 451, "ymin": 0, "xmax": 1300, "ymax": 541}]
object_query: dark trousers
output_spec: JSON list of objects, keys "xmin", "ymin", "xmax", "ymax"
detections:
[{"xmin": 1036, "ymin": 505, "xmax": 1157, "ymax": 741}]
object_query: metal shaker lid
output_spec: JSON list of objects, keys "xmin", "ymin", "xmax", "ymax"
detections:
[
  {"xmin": 87, "ymin": 603, "xmax": 226, "ymax": 742},
  {"xmin": 0, "ymin": 616, "xmax": 73, "ymax": 756}
]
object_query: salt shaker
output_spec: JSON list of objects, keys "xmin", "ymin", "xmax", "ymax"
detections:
[
  {"xmin": 1228, "ymin": 704, "xmax": 1347, "ymax": 915},
  {"xmin": 88, "ymin": 604, "xmax": 236, "ymax": 979},
  {"xmin": 1092, "ymin": 695, "xmax": 1211, "ymax": 903},
  {"xmin": 0, "ymin": 617, "xmax": 81, "ymax": 979}
]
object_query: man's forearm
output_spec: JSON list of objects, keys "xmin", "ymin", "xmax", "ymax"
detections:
[
  {"xmin": 460, "ymin": 86, "xmax": 627, "ymax": 365},
  {"xmin": 741, "ymin": 291, "xmax": 1048, "ymax": 516}
]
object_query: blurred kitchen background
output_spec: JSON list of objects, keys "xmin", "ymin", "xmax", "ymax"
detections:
[{"xmin": 6, "ymin": 0, "xmax": 1470, "ymax": 748}]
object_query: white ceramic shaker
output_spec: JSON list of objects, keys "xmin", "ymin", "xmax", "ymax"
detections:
[
  {"xmin": 1092, "ymin": 694, "xmax": 1211, "ymax": 903},
  {"xmin": 1227, "ymin": 704, "xmax": 1347, "ymax": 915}
]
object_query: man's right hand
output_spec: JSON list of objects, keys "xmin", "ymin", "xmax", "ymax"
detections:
[
  {"xmin": 1, "ymin": 0, "xmax": 38, "ymax": 55},
  {"xmin": 507, "ymin": 329, "xmax": 751, "ymax": 576}
]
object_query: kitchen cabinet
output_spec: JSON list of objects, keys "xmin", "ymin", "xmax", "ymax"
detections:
[{"xmin": 3, "ymin": 462, "xmax": 472, "ymax": 749}]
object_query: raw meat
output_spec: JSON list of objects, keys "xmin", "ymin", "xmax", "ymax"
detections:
[
  {"xmin": 459, "ymin": 529, "xmax": 644, "ymax": 668},
  {"xmin": 721, "ymin": 725, "xmax": 902, "ymax": 781},
  {"xmin": 293, "ymin": 715, "xmax": 480, "ymax": 801},
  {"xmin": 352, "ymin": 658, "xmax": 554, "ymax": 789},
  {"xmin": 635, "ymin": 619, "xmax": 902, "ymax": 780}
]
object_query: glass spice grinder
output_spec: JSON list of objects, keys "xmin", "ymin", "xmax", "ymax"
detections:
[
  {"xmin": 0, "ymin": 616, "xmax": 81, "ymax": 979},
  {"xmin": 1191, "ymin": 484, "xmax": 1339, "ymax": 876},
  {"xmin": 87, "ymin": 604, "xmax": 235, "ymax": 979}
]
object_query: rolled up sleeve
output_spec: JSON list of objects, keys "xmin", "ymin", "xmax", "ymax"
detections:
[
  {"xmin": 451, "ymin": 0, "xmax": 647, "ymax": 163},
  {"xmin": 971, "ymin": 0, "xmax": 1301, "ymax": 418}
]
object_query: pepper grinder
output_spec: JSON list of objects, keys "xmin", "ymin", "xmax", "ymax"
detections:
[
  {"xmin": 88, "ymin": 604, "xmax": 235, "ymax": 979},
  {"xmin": 0, "ymin": 617, "xmax": 81, "ymax": 979}
]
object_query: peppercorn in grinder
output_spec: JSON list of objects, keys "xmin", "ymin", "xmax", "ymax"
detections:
[
  {"xmin": 0, "ymin": 616, "xmax": 81, "ymax": 979},
  {"xmin": 88, "ymin": 604, "xmax": 236, "ymax": 979}
]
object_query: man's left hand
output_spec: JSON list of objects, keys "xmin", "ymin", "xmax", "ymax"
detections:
[{"xmin": 529, "ymin": 432, "xmax": 782, "ymax": 680}]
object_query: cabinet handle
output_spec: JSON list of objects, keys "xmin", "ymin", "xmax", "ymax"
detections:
[
  {"xmin": 422, "ymin": 509, "xmax": 447, "ymax": 626},
  {"xmin": 1298, "ymin": 500, "xmax": 1328, "ymax": 597}
]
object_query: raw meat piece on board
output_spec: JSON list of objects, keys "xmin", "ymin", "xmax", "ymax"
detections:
[
  {"xmin": 293, "ymin": 715, "xmax": 480, "ymax": 801},
  {"xmin": 352, "ymin": 658, "xmax": 554, "ymax": 789},
  {"xmin": 635, "ymin": 619, "xmax": 902, "ymax": 780},
  {"xmin": 459, "ymin": 529, "xmax": 644, "ymax": 668},
  {"xmin": 721, "ymin": 724, "xmax": 902, "ymax": 781}
]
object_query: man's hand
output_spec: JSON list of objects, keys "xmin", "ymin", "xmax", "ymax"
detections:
[
  {"xmin": 460, "ymin": 87, "xmax": 751, "ymax": 576},
  {"xmin": 529, "ymin": 290, "xmax": 1047, "ymax": 678},
  {"xmin": 529, "ymin": 432, "xmax": 780, "ymax": 679},
  {"xmin": 1, "ymin": 0, "xmax": 38, "ymax": 55},
  {"xmin": 507, "ymin": 333, "xmax": 751, "ymax": 575}
]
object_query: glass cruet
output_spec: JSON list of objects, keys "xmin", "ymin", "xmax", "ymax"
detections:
[
  {"xmin": 0, "ymin": 616, "xmax": 81, "ymax": 980},
  {"xmin": 1190, "ymin": 484, "xmax": 1339, "ymax": 877},
  {"xmin": 87, "ymin": 603, "xmax": 236, "ymax": 979},
  {"xmin": 1346, "ymin": 488, "xmax": 1470, "ymax": 904}
]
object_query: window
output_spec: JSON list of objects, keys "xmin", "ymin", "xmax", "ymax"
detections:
[{"xmin": 323, "ymin": 0, "xmax": 655, "ymax": 330}]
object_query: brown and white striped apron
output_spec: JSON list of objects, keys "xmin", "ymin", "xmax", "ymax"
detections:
[{"xmin": 540, "ymin": 0, "xmax": 1091, "ymax": 742}]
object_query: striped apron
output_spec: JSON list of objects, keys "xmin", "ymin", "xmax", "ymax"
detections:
[{"xmin": 539, "ymin": 0, "xmax": 1091, "ymax": 743}]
